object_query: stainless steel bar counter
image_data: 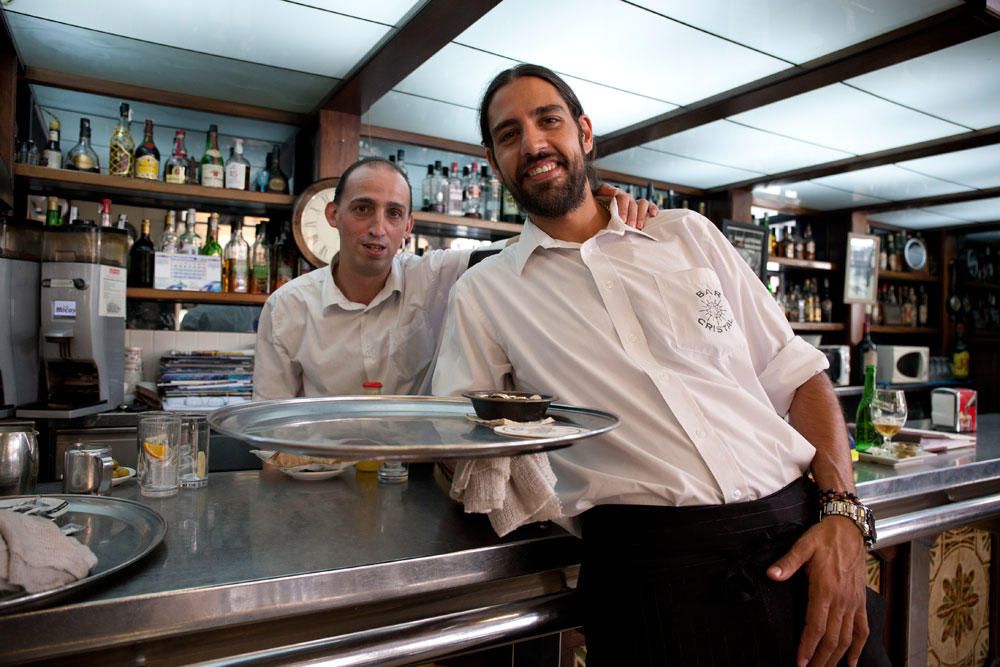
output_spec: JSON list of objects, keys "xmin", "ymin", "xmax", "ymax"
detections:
[{"xmin": 2, "ymin": 415, "xmax": 1000, "ymax": 666}]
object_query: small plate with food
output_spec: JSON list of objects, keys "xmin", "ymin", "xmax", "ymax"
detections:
[
  {"xmin": 250, "ymin": 450, "xmax": 353, "ymax": 480},
  {"xmin": 111, "ymin": 464, "xmax": 136, "ymax": 486}
]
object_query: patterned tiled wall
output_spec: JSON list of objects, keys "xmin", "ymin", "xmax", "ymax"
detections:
[
  {"xmin": 124, "ymin": 329, "xmax": 256, "ymax": 383},
  {"xmin": 928, "ymin": 527, "xmax": 991, "ymax": 667}
]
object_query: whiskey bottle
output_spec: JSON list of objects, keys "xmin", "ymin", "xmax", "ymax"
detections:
[
  {"xmin": 200, "ymin": 124, "xmax": 225, "ymax": 188},
  {"xmin": 65, "ymin": 118, "xmax": 101, "ymax": 173},
  {"xmin": 223, "ymin": 218, "xmax": 250, "ymax": 293},
  {"xmin": 164, "ymin": 131, "xmax": 189, "ymax": 184},
  {"xmin": 41, "ymin": 119, "xmax": 62, "ymax": 169},
  {"xmin": 250, "ymin": 223, "xmax": 271, "ymax": 294},
  {"xmin": 803, "ymin": 224, "xmax": 816, "ymax": 261},
  {"xmin": 109, "ymin": 103, "xmax": 136, "ymax": 177},
  {"xmin": 265, "ymin": 146, "xmax": 288, "ymax": 194},
  {"xmin": 128, "ymin": 219, "xmax": 156, "ymax": 288},
  {"xmin": 134, "ymin": 120, "xmax": 160, "ymax": 181},
  {"xmin": 224, "ymin": 138, "xmax": 251, "ymax": 190}
]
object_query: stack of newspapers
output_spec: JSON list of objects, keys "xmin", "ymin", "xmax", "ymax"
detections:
[{"xmin": 157, "ymin": 350, "xmax": 254, "ymax": 412}]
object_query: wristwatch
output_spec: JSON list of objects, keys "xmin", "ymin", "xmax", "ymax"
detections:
[{"xmin": 821, "ymin": 499, "xmax": 877, "ymax": 549}]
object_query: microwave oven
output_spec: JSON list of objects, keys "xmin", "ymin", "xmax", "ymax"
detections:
[
  {"xmin": 876, "ymin": 346, "xmax": 929, "ymax": 384},
  {"xmin": 817, "ymin": 345, "xmax": 850, "ymax": 386}
]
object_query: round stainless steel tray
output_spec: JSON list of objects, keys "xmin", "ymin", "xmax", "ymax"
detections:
[{"xmin": 208, "ymin": 396, "xmax": 620, "ymax": 460}]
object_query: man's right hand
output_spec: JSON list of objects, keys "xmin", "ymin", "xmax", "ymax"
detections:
[{"xmin": 594, "ymin": 183, "xmax": 658, "ymax": 229}]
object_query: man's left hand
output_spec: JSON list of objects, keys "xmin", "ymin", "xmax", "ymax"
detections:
[
  {"xmin": 594, "ymin": 183, "xmax": 658, "ymax": 229},
  {"xmin": 767, "ymin": 516, "xmax": 869, "ymax": 667}
]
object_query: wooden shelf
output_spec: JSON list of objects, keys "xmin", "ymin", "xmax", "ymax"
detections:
[
  {"xmin": 964, "ymin": 280, "xmax": 1000, "ymax": 290},
  {"xmin": 878, "ymin": 270, "xmax": 940, "ymax": 283},
  {"xmin": 789, "ymin": 322, "xmax": 845, "ymax": 332},
  {"xmin": 767, "ymin": 256, "xmax": 837, "ymax": 271},
  {"xmin": 16, "ymin": 164, "xmax": 294, "ymax": 215},
  {"xmin": 412, "ymin": 210, "xmax": 523, "ymax": 235},
  {"xmin": 871, "ymin": 325, "xmax": 940, "ymax": 335},
  {"xmin": 127, "ymin": 288, "xmax": 268, "ymax": 305}
]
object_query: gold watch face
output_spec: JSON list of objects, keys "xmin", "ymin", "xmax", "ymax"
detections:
[{"xmin": 294, "ymin": 185, "xmax": 340, "ymax": 267}]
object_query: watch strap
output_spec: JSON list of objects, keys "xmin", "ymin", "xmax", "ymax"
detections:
[{"xmin": 820, "ymin": 499, "xmax": 877, "ymax": 548}]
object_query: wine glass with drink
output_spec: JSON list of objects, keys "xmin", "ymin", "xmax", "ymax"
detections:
[{"xmin": 870, "ymin": 389, "xmax": 908, "ymax": 455}]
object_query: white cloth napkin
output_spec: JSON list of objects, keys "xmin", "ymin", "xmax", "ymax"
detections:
[
  {"xmin": 450, "ymin": 454, "xmax": 562, "ymax": 537},
  {"xmin": 0, "ymin": 510, "xmax": 98, "ymax": 594}
]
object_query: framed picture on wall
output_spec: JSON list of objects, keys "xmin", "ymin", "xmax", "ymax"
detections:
[
  {"xmin": 721, "ymin": 220, "xmax": 768, "ymax": 282},
  {"xmin": 844, "ymin": 233, "xmax": 881, "ymax": 305}
]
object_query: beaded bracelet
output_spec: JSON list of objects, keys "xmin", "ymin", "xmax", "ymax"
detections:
[{"xmin": 818, "ymin": 488, "xmax": 862, "ymax": 506}]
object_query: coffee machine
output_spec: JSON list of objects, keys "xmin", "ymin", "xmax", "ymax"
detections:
[
  {"xmin": 0, "ymin": 221, "xmax": 42, "ymax": 417},
  {"xmin": 19, "ymin": 224, "xmax": 128, "ymax": 419}
]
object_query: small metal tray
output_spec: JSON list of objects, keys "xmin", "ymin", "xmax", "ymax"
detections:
[
  {"xmin": 208, "ymin": 396, "xmax": 620, "ymax": 460},
  {"xmin": 0, "ymin": 495, "xmax": 166, "ymax": 614}
]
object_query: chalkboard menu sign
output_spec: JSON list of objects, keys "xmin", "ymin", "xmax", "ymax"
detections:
[{"xmin": 722, "ymin": 220, "xmax": 768, "ymax": 281}]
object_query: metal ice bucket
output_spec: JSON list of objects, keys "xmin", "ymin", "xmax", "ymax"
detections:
[{"xmin": 0, "ymin": 426, "xmax": 39, "ymax": 495}]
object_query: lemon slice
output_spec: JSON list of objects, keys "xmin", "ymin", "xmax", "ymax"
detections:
[
  {"xmin": 143, "ymin": 440, "xmax": 168, "ymax": 459},
  {"xmin": 196, "ymin": 451, "xmax": 207, "ymax": 477}
]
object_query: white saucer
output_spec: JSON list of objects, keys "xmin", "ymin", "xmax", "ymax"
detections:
[
  {"xmin": 278, "ymin": 466, "xmax": 348, "ymax": 481},
  {"xmin": 494, "ymin": 423, "xmax": 587, "ymax": 439},
  {"xmin": 112, "ymin": 467, "xmax": 137, "ymax": 486}
]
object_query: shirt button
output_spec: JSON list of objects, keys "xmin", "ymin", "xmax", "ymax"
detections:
[
  {"xmin": 604, "ymin": 281, "xmax": 614, "ymax": 290},
  {"xmin": 733, "ymin": 489, "xmax": 743, "ymax": 500}
]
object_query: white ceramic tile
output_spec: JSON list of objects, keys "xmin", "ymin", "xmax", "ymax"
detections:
[
  {"xmin": 644, "ymin": 120, "xmax": 852, "ymax": 174},
  {"xmin": 363, "ymin": 92, "xmax": 483, "ymax": 146},
  {"xmin": 753, "ymin": 180, "xmax": 889, "ymax": 210},
  {"xmin": 730, "ymin": 83, "xmax": 967, "ymax": 155},
  {"xmin": 174, "ymin": 331, "xmax": 201, "ymax": 353},
  {"xmin": 811, "ymin": 164, "xmax": 973, "ymax": 201},
  {"xmin": 896, "ymin": 144, "xmax": 1000, "ymax": 190},
  {"xmin": 848, "ymin": 32, "xmax": 1000, "ymax": 130},
  {"xmin": 153, "ymin": 331, "xmax": 177, "ymax": 357},
  {"xmin": 629, "ymin": 0, "xmax": 960, "ymax": 64},
  {"xmin": 456, "ymin": 0, "xmax": 788, "ymax": 107},
  {"xmin": 595, "ymin": 147, "xmax": 764, "ymax": 189}
]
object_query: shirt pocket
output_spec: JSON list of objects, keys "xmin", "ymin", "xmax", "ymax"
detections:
[
  {"xmin": 388, "ymin": 310, "xmax": 436, "ymax": 385},
  {"xmin": 653, "ymin": 268, "xmax": 746, "ymax": 357}
]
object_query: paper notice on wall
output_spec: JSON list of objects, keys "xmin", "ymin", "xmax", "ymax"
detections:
[{"xmin": 99, "ymin": 265, "xmax": 127, "ymax": 318}]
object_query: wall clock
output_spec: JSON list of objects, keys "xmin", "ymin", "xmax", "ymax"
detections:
[{"xmin": 292, "ymin": 177, "xmax": 340, "ymax": 267}]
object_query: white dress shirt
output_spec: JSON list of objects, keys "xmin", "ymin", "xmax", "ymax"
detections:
[
  {"xmin": 254, "ymin": 249, "xmax": 470, "ymax": 399},
  {"xmin": 432, "ymin": 208, "xmax": 829, "ymax": 516}
]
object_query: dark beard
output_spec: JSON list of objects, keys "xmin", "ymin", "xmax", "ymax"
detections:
[{"xmin": 505, "ymin": 154, "xmax": 588, "ymax": 219}]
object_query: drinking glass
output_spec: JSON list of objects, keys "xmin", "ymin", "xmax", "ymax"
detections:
[
  {"xmin": 870, "ymin": 389, "xmax": 907, "ymax": 452},
  {"xmin": 177, "ymin": 413, "xmax": 210, "ymax": 488},
  {"xmin": 137, "ymin": 415, "xmax": 182, "ymax": 497}
]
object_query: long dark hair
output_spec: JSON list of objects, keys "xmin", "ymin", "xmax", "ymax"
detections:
[
  {"xmin": 334, "ymin": 157, "xmax": 412, "ymax": 211},
  {"xmin": 478, "ymin": 64, "xmax": 596, "ymax": 163}
]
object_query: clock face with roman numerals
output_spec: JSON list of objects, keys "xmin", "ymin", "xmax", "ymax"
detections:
[{"xmin": 292, "ymin": 177, "xmax": 340, "ymax": 268}]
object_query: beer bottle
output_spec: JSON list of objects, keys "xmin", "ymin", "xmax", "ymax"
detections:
[{"xmin": 855, "ymin": 365, "xmax": 878, "ymax": 453}]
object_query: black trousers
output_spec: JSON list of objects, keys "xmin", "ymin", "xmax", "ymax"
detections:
[{"xmin": 578, "ymin": 478, "xmax": 891, "ymax": 666}]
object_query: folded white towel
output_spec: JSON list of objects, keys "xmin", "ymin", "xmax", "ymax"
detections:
[
  {"xmin": 0, "ymin": 510, "xmax": 98, "ymax": 594},
  {"xmin": 450, "ymin": 454, "xmax": 562, "ymax": 537}
]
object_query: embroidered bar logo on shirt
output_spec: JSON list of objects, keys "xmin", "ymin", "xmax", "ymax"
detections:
[{"xmin": 695, "ymin": 287, "xmax": 733, "ymax": 333}]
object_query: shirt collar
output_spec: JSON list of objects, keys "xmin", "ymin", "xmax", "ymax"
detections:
[
  {"xmin": 321, "ymin": 253, "xmax": 404, "ymax": 311},
  {"xmin": 511, "ymin": 199, "xmax": 657, "ymax": 275}
]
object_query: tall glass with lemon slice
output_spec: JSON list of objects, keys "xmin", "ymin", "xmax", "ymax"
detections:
[
  {"xmin": 137, "ymin": 415, "xmax": 182, "ymax": 497},
  {"xmin": 178, "ymin": 413, "xmax": 210, "ymax": 489}
]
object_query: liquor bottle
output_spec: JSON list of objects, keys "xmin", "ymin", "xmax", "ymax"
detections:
[
  {"xmin": 895, "ymin": 232, "xmax": 906, "ymax": 273},
  {"xmin": 99, "ymin": 198, "xmax": 112, "ymax": 228},
  {"xmin": 879, "ymin": 235, "xmax": 889, "ymax": 271},
  {"xmin": 223, "ymin": 218, "xmax": 250, "ymax": 293},
  {"xmin": 178, "ymin": 209, "xmax": 200, "ymax": 255},
  {"xmin": 855, "ymin": 317, "xmax": 878, "ymax": 385},
  {"xmin": 109, "ymin": 103, "xmax": 136, "ymax": 177},
  {"xmin": 887, "ymin": 234, "xmax": 900, "ymax": 272},
  {"xmin": 250, "ymin": 223, "xmax": 271, "ymax": 294},
  {"xmin": 484, "ymin": 166, "xmax": 501, "ymax": 222},
  {"xmin": 501, "ymin": 184, "xmax": 521, "ymax": 223},
  {"xmin": 65, "ymin": 118, "xmax": 101, "ymax": 173},
  {"xmin": 45, "ymin": 196, "xmax": 62, "ymax": 226},
  {"xmin": 820, "ymin": 278, "xmax": 833, "ymax": 323},
  {"xmin": 463, "ymin": 163, "xmax": 482, "ymax": 218},
  {"xmin": 186, "ymin": 154, "xmax": 201, "ymax": 185},
  {"xmin": 271, "ymin": 220, "xmax": 296, "ymax": 290},
  {"xmin": 134, "ymin": 120, "xmax": 160, "ymax": 181},
  {"xmin": 952, "ymin": 323, "xmax": 970, "ymax": 379},
  {"xmin": 446, "ymin": 162, "xmax": 463, "ymax": 216},
  {"xmin": 200, "ymin": 213, "xmax": 223, "ymax": 256},
  {"xmin": 128, "ymin": 218, "xmax": 156, "ymax": 287},
  {"xmin": 793, "ymin": 227, "xmax": 805, "ymax": 260},
  {"xmin": 768, "ymin": 226, "xmax": 777, "ymax": 258},
  {"xmin": 803, "ymin": 224, "xmax": 816, "ymax": 261},
  {"xmin": 918, "ymin": 285, "xmax": 929, "ymax": 326},
  {"xmin": 225, "ymin": 138, "xmax": 251, "ymax": 190},
  {"xmin": 164, "ymin": 131, "xmax": 189, "ymax": 184},
  {"xmin": 395, "ymin": 149, "xmax": 407, "ymax": 176},
  {"xmin": 854, "ymin": 364, "xmax": 878, "ymax": 453},
  {"xmin": 432, "ymin": 160, "xmax": 445, "ymax": 213},
  {"xmin": 256, "ymin": 153, "xmax": 272, "ymax": 193},
  {"xmin": 41, "ymin": 119, "xmax": 62, "ymax": 169},
  {"xmin": 159, "ymin": 211, "xmax": 179, "ymax": 253},
  {"xmin": 266, "ymin": 146, "xmax": 288, "ymax": 194},
  {"xmin": 421, "ymin": 164, "xmax": 434, "ymax": 211},
  {"xmin": 200, "ymin": 124, "xmax": 225, "ymax": 188}
]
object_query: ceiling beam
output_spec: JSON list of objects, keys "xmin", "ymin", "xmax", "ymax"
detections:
[
  {"xmin": 318, "ymin": 0, "xmax": 501, "ymax": 115},
  {"xmin": 834, "ymin": 185, "xmax": 1000, "ymax": 215},
  {"xmin": 710, "ymin": 124, "xmax": 1000, "ymax": 193},
  {"xmin": 596, "ymin": 3, "xmax": 998, "ymax": 157}
]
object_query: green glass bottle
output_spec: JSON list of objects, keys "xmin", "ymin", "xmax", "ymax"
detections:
[
  {"xmin": 855, "ymin": 365, "xmax": 878, "ymax": 452},
  {"xmin": 200, "ymin": 212, "xmax": 223, "ymax": 257}
]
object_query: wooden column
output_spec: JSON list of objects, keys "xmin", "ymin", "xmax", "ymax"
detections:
[
  {"xmin": 316, "ymin": 110, "xmax": 360, "ymax": 180},
  {"xmin": 728, "ymin": 188, "xmax": 753, "ymax": 223},
  {"xmin": 0, "ymin": 25, "xmax": 18, "ymax": 209}
]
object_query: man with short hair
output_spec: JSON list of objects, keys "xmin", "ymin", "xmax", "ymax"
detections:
[
  {"xmin": 432, "ymin": 65, "xmax": 888, "ymax": 666},
  {"xmin": 254, "ymin": 156, "xmax": 653, "ymax": 399}
]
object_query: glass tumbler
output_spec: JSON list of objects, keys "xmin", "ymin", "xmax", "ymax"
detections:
[
  {"xmin": 137, "ymin": 414, "xmax": 182, "ymax": 497},
  {"xmin": 178, "ymin": 413, "xmax": 210, "ymax": 488}
]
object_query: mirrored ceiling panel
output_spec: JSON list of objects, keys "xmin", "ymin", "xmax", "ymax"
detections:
[
  {"xmin": 3, "ymin": 0, "xmax": 391, "ymax": 79},
  {"xmin": 643, "ymin": 120, "xmax": 852, "ymax": 175},
  {"xmin": 5, "ymin": 13, "xmax": 335, "ymax": 113},
  {"xmin": 867, "ymin": 208, "xmax": 970, "ymax": 229},
  {"xmin": 456, "ymin": 0, "xmax": 788, "ymax": 107},
  {"xmin": 629, "ymin": 0, "xmax": 959, "ymax": 64},
  {"xmin": 848, "ymin": 32, "xmax": 1000, "ymax": 130},
  {"xmin": 394, "ymin": 44, "xmax": 678, "ymax": 137},
  {"xmin": 294, "ymin": 0, "xmax": 423, "ymax": 26},
  {"xmin": 897, "ymin": 144, "xmax": 1000, "ymax": 190},
  {"xmin": 925, "ymin": 197, "xmax": 1000, "ymax": 223},
  {"xmin": 729, "ymin": 83, "xmax": 967, "ymax": 155},
  {"xmin": 595, "ymin": 147, "xmax": 763, "ymax": 190},
  {"xmin": 753, "ymin": 181, "xmax": 888, "ymax": 210},
  {"xmin": 811, "ymin": 164, "xmax": 972, "ymax": 201},
  {"xmin": 363, "ymin": 92, "xmax": 482, "ymax": 146}
]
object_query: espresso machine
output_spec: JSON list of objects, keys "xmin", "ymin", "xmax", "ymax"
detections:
[
  {"xmin": 0, "ymin": 221, "xmax": 42, "ymax": 417},
  {"xmin": 19, "ymin": 224, "xmax": 128, "ymax": 419}
]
